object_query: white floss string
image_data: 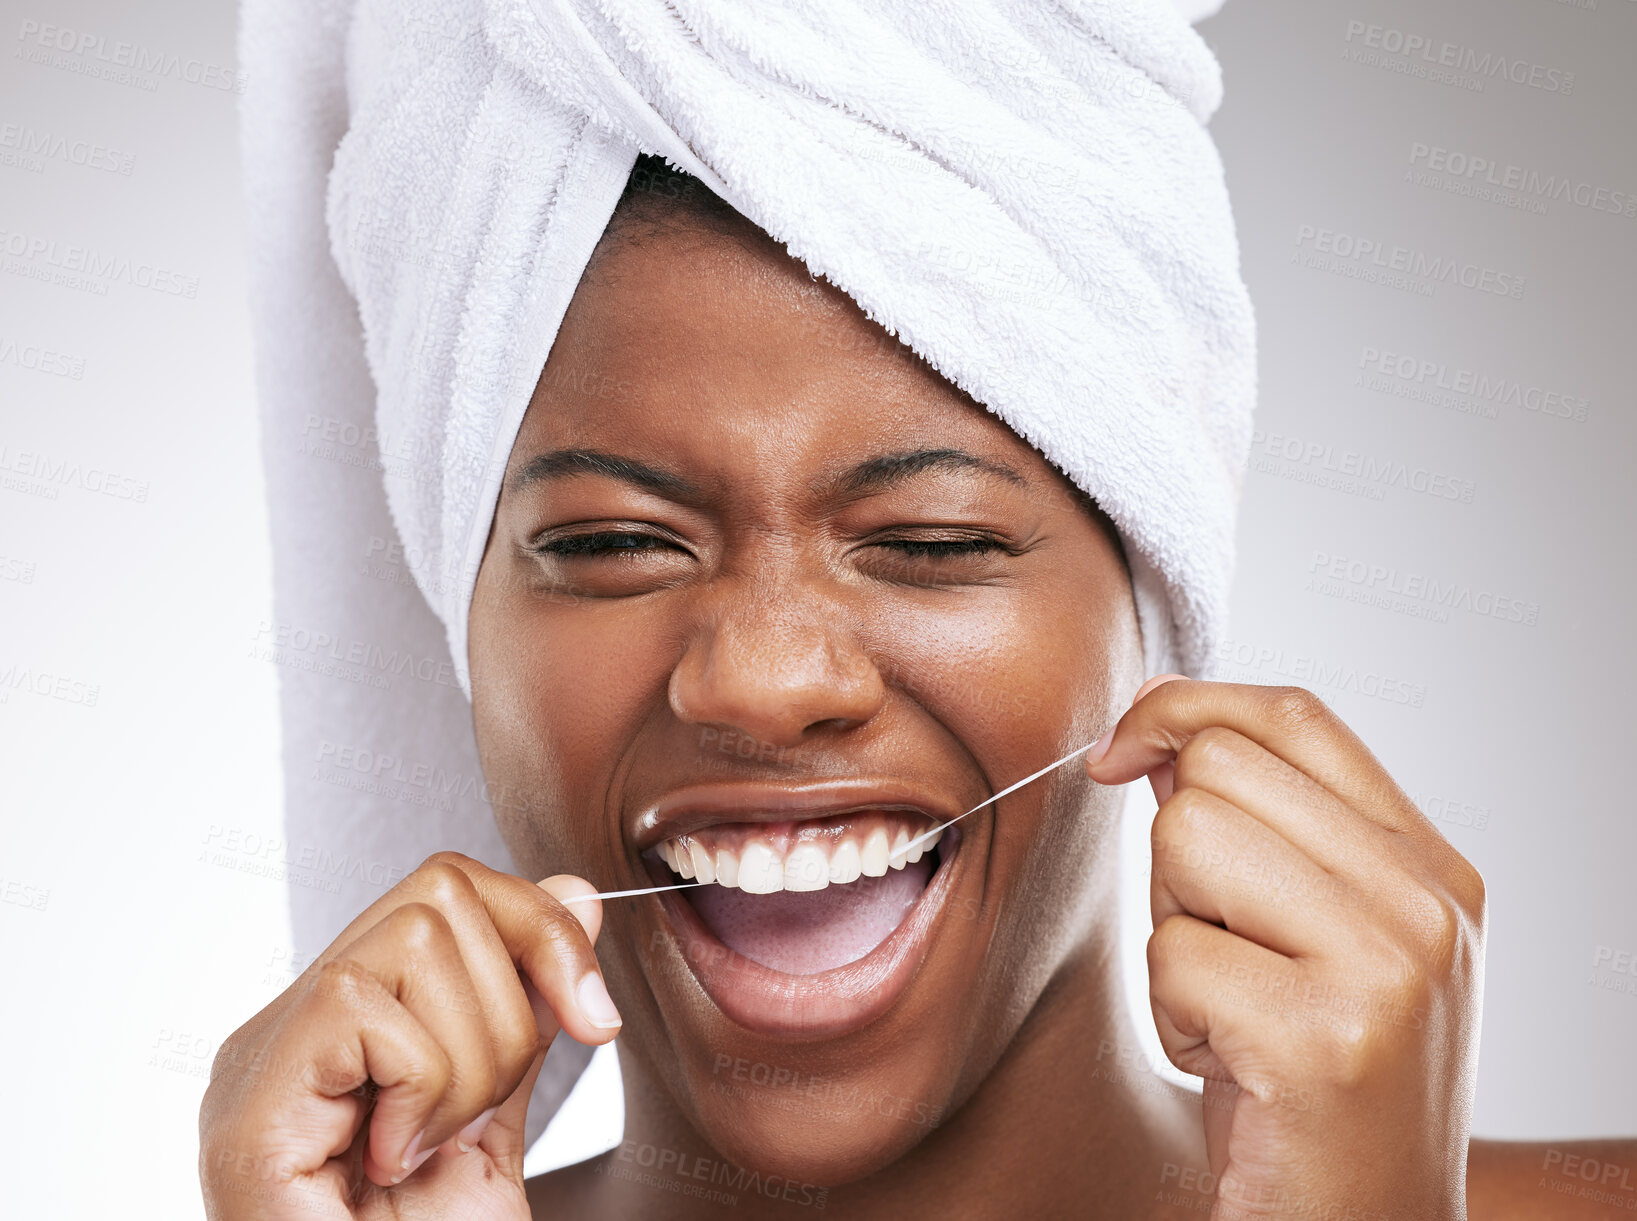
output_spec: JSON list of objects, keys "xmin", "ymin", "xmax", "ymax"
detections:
[{"xmin": 563, "ymin": 739, "xmax": 1098, "ymax": 906}]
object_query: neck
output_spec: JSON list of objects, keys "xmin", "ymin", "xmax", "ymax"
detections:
[{"xmin": 612, "ymin": 885, "xmax": 1205, "ymax": 1219}]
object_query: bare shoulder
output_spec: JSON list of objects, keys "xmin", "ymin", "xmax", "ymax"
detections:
[{"xmin": 1467, "ymin": 1138, "xmax": 1637, "ymax": 1219}]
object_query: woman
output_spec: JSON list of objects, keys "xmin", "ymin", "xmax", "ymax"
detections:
[{"xmin": 209, "ymin": 0, "xmax": 1632, "ymax": 1215}]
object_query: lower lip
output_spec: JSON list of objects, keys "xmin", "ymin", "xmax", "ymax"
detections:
[{"xmin": 645, "ymin": 828, "xmax": 964, "ymax": 1040}]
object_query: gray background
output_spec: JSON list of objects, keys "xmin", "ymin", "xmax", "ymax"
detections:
[{"xmin": 0, "ymin": 0, "xmax": 1631, "ymax": 1215}]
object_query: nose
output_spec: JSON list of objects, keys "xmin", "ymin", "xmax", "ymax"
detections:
[{"xmin": 668, "ymin": 592, "xmax": 887, "ymax": 749}]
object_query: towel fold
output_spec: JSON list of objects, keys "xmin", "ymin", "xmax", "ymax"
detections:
[{"xmin": 240, "ymin": 0, "xmax": 1254, "ymax": 1153}]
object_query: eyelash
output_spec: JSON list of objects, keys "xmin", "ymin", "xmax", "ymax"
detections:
[
  {"xmin": 535, "ymin": 531, "xmax": 674, "ymax": 557},
  {"xmin": 534, "ymin": 532, "xmax": 1008, "ymax": 559},
  {"xmin": 878, "ymin": 537, "xmax": 1005, "ymax": 558}
]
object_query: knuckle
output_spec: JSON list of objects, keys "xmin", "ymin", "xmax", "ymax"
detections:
[
  {"xmin": 306, "ymin": 958, "xmax": 398, "ymax": 1031},
  {"xmin": 408, "ymin": 1042, "xmax": 454, "ymax": 1100},
  {"xmin": 1453, "ymin": 860, "xmax": 1487, "ymax": 920},
  {"xmin": 1166, "ymin": 785, "xmax": 1215, "ymax": 829},
  {"xmin": 1149, "ymin": 799, "xmax": 1184, "ymax": 858},
  {"xmin": 424, "ymin": 850, "xmax": 478, "ymax": 872},
  {"xmin": 1319, "ymin": 1011, "xmax": 1387, "ymax": 1090},
  {"xmin": 1152, "ymin": 787, "xmax": 1216, "ymax": 857},
  {"xmin": 1176, "ymin": 725, "xmax": 1239, "ymax": 778},
  {"xmin": 1264, "ymin": 685, "xmax": 1328, "ymax": 735},
  {"xmin": 209, "ymin": 1029, "xmax": 246, "ymax": 1083},
  {"xmin": 313, "ymin": 956, "xmax": 377, "ymax": 1004},
  {"xmin": 1355, "ymin": 922, "xmax": 1437, "ymax": 1022},
  {"xmin": 388, "ymin": 901, "xmax": 454, "ymax": 956},
  {"xmin": 1314, "ymin": 1011, "xmax": 1367, "ymax": 1083},
  {"xmin": 1147, "ymin": 913, "xmax": 1196, "ymax": 967},
  {"xmin": 1398, "ymin": 886, "xmax": 1465, "ymax": 964},
  {"xmin": 413, "ymin": 857, "xmax": 477, "ymax": 911}
]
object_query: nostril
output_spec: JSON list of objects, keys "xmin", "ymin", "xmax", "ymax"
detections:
[
  {"xmin": 666, "ymin": 617, "xmax": 887, "ymax": 745},
  {"xmin": 803, "ymin": 714, "xmax": 866, "ymax": 736}
]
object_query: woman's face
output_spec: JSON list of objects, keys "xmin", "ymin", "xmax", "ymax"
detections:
[{"xmin": 469, "ymin": 203, "xmax": 1143, "ymax": 1184}]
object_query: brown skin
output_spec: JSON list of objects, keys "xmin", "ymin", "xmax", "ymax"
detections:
[{"xmin": 199, "ymin": 203, "xmax": 1633, "ymax": 1219}]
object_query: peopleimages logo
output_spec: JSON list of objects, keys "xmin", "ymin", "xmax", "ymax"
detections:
[
  {"xmin": 1307, "ymin": 551, "xmax": 1541, "ymax": 627},
  {"xmin": 1409, "ymin": 142, "xmax": 1635, "ymax": 218},
  {"xmin": 0, "ymin": 444, "xmax": 150, "ymax": 501},
  {"xmin": 0, "ymin": 123, "xmax": 134, "ymax": 174},
  {"xmin": 0, "ymin": 335, "xmax": 85, "ymax": 380},
  {"xmin": 1342, "ymin": 20, "xmax": 1576, "ymax": 94},
  {"xmin": 1294, "ymin": 225, "xmax": 1524, "ymax": 299},
  {"xmin": 1357, "ymin": 347, "xmax": 1591, "ymax": 423},
  {"xmin": 14, "ymin": 19, "xmax": 247, "ymax": 93},
  {"xmin": 0, "ymin": 228, "xmax": 199, "ymax": 298},
  {"xmin": 1251, "ymin": 428, "xmax": 1476, "ymax": 503}
]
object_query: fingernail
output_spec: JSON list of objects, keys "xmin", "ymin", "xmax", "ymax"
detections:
[
  {"xmin": 577, "ymin": 972, "xmax": 623, "ymax": 1029},
  {"xmin": 1087, "ymin": 727, "xmax": 1115, "ymax": 765},
  {"xmin": 455, "ymin": 1106, "xmax": 498, "ymax": 1154},
  {"xmin": 395, "ymin": 1128, "xmax": 434, "ymax": 1179}
]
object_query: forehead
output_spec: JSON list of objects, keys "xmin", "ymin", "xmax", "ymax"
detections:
[{"xmin": 516, "ymin": 214, "xmax": 1046, "ymax": 480}]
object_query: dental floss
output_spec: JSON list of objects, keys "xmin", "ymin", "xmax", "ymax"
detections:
[
  {"xmin": 562, "ymin": 880, "xmax": 710, "ymax": 904},
  {"xmin": 893, "ymin": 738, "xmax": 1098, "ymax": 862},
  {"xmin": 562, "ymin": 738, "xmax": 1098, "ymax": 906}
]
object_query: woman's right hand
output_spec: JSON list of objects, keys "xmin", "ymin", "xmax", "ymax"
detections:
[{"xmin": 199, "ymin": 852, "xmax": 623, "ymax": 1219}]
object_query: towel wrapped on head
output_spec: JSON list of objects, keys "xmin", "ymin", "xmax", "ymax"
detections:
[
  {"xmin": 240, "ymin": 0, "xmax": 1254, "ymax": 1150},
  {"xmin": 325, "ymin": 0, "xmax": 1256, "ymax": 688}
]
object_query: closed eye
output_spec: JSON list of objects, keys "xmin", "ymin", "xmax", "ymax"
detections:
[
  {"xmin": 875, "ymin": 537, "xmax": 1007, "ymax": 559},
  {"xmin": 532, "ymin": 529, "xmax": 686, "ymax": 558}
]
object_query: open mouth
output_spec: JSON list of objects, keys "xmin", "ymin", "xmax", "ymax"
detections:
[
  {"xmin": 642, "ymin": 813, "xmax": 952, "ymax": 975},
  {"xmin": 633, "ymin": 787, "xmax": 968, "ymax": 1037}
]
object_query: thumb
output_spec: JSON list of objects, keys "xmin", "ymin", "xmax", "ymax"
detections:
[
  {"xmin": 540, "ymin": 873, "xmax": 604, "ymax": 944},
  {"xmin": 1087, "ymin": 673, "xmax": 1189, "ymax": 803},
  {"xmin": 470, "ymin": 875, "xmax": 608, "ymax": 1172}
]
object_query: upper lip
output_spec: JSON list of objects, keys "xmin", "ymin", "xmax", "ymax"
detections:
[{"xmin": 633, "ymin": 780, "xmax": 964, "ymax": 852}]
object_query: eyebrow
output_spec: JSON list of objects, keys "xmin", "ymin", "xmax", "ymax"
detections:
[
  {"xmin": 506, "ymin": 445, "xmax": 1027, "ymax": 502},
  {"xmin": 831, "ymin": 449, "xmax": 1027, "ymax": 496},
  {"xmin": 508, "ymin": 448, "xmax": 702, "ymax": 499}
]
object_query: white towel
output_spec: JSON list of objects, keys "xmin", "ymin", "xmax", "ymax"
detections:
[{"xmin": 239, "ymin": 0, "xmax": 1253, "ymax": 1151}]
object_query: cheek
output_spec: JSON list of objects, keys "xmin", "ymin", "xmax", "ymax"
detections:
[
  {"xmin": 870, "ymin": 576, "xmax": 1129, "ymax": 751},
  {"xmin": 471, "ymin": 589, "xmax": 679, "ymax": 866}
]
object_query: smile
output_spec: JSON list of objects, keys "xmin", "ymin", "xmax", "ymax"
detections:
[{"xmin": 634, "ymin": 783, "xmax": 968, "ymax": 1038}]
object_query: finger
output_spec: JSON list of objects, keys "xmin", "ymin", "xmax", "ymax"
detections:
[
  {"xmin": 263, "ymin": 955, "xmax": 456, "ymax": 1189},
  {"xmin": 1090, "ymin": 674, "xmax": 1185, "ymax": 803},
  {"xmin": 314, "ymin": 857, "xmax": 567, "ymax": 1166},
  {"xmin": 427, "ymin": 856, "xmax": 624, "ymax": 1045},
  {"xmin": 322, "ymin": 856, "xmax": 620, "ymax": 1049},
  {"xmin": 1089, "ymin": 679, "xmax": 1418, "ymax": 831},
  {"xmin": 540, "ymin": 874, "xmax": 603, "ymax": 943},
  {"xmin": 1147, "ymin": 913, "xmax": 1308, "ymax": 1088},
  {"xmin": 1133, "ymin": 673, "xmax": 1188, "ymax": 704},
  {"xmin": 1150, "ymin": 787, "xmax": 1353, "ymax": 958},
  {"xmin": 401, "ymin": 860, "xmax": 562, "ymax": 1116},
  {"xmin": 342, "ymin": 902, "xmax": 507, "ymax": 1179},
  {"xmin": 1136, "ymin": 675, "xmax": 1187, "ymax": 803},
  {"xmin": 1171, "ymin": 725, "xmax": 1427, "ymax": 873},
  {"xmin": 432, "ymin": 875, "xmax": 604, "ymax": 1160}
]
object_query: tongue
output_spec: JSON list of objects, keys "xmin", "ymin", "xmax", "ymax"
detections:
[{"xmin": 687, "ymin": 859, "xmax": 932, "ymax": 975}]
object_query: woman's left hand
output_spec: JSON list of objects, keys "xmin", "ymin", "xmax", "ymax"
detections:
[{"xmin": 1086, "ymin": 676, "xmax": 1487, "ymax": 1221}]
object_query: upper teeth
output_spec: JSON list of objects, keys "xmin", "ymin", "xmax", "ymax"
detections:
[{"xmin": 653, "ymin": 819, "xmax": 943, "ymax": 894}]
